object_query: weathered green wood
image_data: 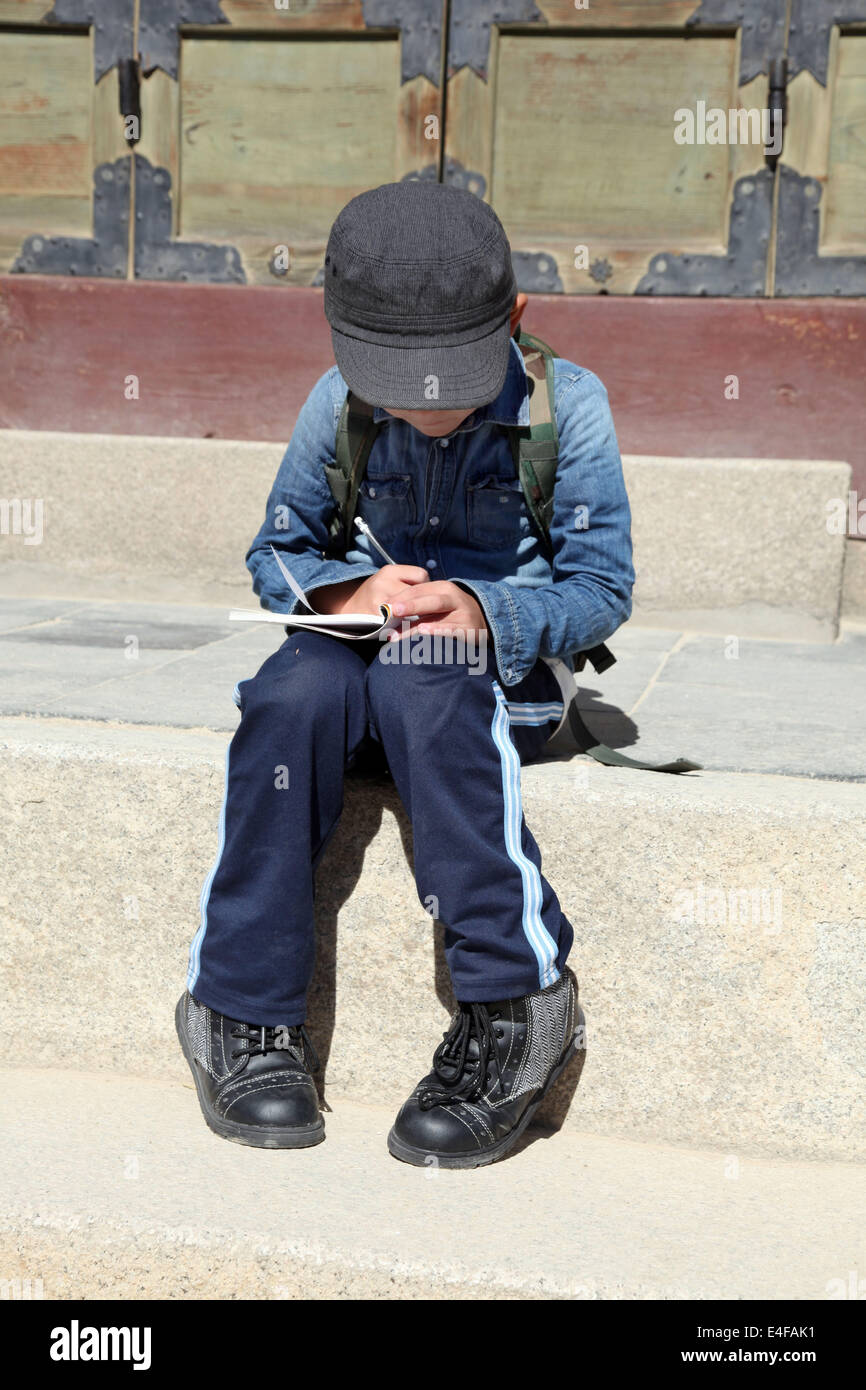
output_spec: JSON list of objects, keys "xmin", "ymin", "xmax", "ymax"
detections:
[
  {"xmin": 178, "ymin": 36, "xmax": 405, "ymax": 283},
  {"xmin": 139, "ymin": 69, "xmax": 180, "ymax": 237},
  {"xmin": 824, "ymin": 36, "xmax": 866, "ymax": 255},
  {"xmin": 448, "ymin": 22, "xmax": 763, "ymax": 294},
  {"xmin": 0, "ymin": 32, "xmax": 93, "ymax": 271},
  {"xmin": 781, "ymin": 31, "xmax": 866, "ymax": 275},
  {"xmin": 493, "ymin": 35, "xmax": 741, "ymax": 243}
]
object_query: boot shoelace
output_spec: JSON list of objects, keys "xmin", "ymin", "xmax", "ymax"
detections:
[
  {"xmin": 418, "ymin": 1003, "xmax": 505, "ymax": 1110},
  {"xmin": 230, "ymin": 1022, "xmax": 320, "ymax": 1071}
]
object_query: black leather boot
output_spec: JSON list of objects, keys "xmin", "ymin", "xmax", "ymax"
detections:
[
  {"xmin": 388, "ymin": 968, "xmax": 581, "ymax": 1169},
  {"xmin": 176, "ymin": 992, "xmax": 324, "ymax": 1149}
]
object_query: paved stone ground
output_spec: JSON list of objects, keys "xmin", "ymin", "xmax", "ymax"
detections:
[{"xmin": 1, "ymin": 596, "xmax": 864, "ymax": 780}]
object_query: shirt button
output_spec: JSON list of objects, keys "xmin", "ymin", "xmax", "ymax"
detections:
[
  {"xmin": 368, "ymin": 487, "xmax": 376, "ymax": 498},
  {"xmin": 506, "ymin": 669, "xmax": 515, "ymax": 680},
  {"xmin": 439, "ymin": 438, "xmax": 449, "ymax": 448},
  {"xmin": 426, "ymin": 559, "xmax": 437, "ymax": 570},
  {"xmin": 429, "ymin": 515, "xmax": 440, "ymax": 527}
]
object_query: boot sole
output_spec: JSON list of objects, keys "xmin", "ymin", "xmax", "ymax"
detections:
[
  {"xmin": 175, "ymin": 995, "xmax": 325, "ymax": 1150},
  {"xmin": 386, "ymin": 1028, "xmax": 585, "ymax": 1170}
]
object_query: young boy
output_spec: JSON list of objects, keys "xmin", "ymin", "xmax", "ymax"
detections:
[{"xmin": 177, "ymin": 180, "xmax": 635, "ymax": 1169}]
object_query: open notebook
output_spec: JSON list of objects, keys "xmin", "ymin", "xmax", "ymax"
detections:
[{"xmin": 229, "ymin": 546, "xmax": 401, "ymax": 641}]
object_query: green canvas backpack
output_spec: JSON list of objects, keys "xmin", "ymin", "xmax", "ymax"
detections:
[{"xmin": 325, "ymin": 324, "xmax": 699, "ymax": 774}]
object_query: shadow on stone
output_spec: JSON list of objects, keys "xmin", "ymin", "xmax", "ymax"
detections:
[
  {"xmin": 307, "ymin": 770, "xmax": 395, "ymax": 1107},
  {"xmin": 573, "ymin": 685, "xmax": 641, "ymax": 753},
  {"xmin": 391, "ymin": 808, "xmax": 457, "ymax": 1020}
]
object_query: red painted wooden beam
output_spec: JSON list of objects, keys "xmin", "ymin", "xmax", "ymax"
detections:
[{"xmin": 1, "ymin": 276, "xmax": 864, "ymax": 508}]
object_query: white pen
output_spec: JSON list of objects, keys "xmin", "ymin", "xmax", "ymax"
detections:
[
  {"xmin": 353, "ymin": 516, "xmax": 423, "ymax": 629},
  {"xmin": 354, "ymin": 515, "xmax": 397, "ymax": 565}
]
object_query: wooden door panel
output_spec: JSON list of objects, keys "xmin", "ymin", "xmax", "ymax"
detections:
[
  {"xmin": 825, "ymin": 35, "xmax": 866, "ymax": 252},
  {"xmin": 176, "ymin": 35, "xmax": 402, "ymax": 283},
  {"xmin": 135, "ymin": 3, "xmax": 445, "ymax": 284},
  {"xmin": 491, "ymin": 35, "xmax": 761, "ymax": 249},
  {"xmin": 444, "ymin": 2, "xmax": 770, "ymax": 295},
  {"xmin": 782, "ymin": 29, "xmax": 866, "ymax": 258},
  {"xmin": 0, "ymin": 32, "xmax": 93, "ymax": 271},
  {"xmin": 776, "ymin": 26, "xmax": 866, "ymax": 294},
  {"xmin": 1, "ymin": 1, "xmax": 446, "ymax": 284}
]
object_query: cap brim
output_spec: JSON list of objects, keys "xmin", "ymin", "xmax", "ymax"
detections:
[{"xmin": 329, "ymin": 317, "xmax": 512, "ymax": 411}]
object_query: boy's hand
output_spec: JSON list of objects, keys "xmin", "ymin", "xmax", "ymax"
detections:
[
  {"xmin": 390, "ymin": 582, "xmax": 488, "ymax": 638},
  {"xmin": 314, "ymin": 565, "xmax": 429, "ymax": 616}
]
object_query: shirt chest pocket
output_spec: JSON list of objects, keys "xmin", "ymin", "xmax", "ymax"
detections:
[
  {"xmin": 466, "ymin": 474, "xmax": 528, "ymax": 550},
  {"xmin": 358, "ymin": 474, "xmax": 416, "ymax": 538}
]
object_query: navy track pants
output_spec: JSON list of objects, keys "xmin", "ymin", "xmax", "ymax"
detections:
[{"xmin": 187, "ymin": 631, "xmax": 574, "ymax": 1025}]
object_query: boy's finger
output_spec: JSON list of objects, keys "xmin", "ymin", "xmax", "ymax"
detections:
[
  {"xmin": 382, "ymin": 582, "xmax": 435, "ymax": 608},
  {"xmin": 384, "ymin": 565, "xmax": 430, "ymax": 584},
  {"xmin": 391, "ymin": 589, "xmax": 450, "ymax": 616},
  {"xmin": 381, "ymin": 578, "xmax": 431, "ymax": 603}
]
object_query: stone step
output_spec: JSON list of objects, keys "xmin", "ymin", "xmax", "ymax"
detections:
[
  {"xmin": 2, "ymin": 1069, "xmax": 864, "ymax": 1300},
  {"xmin": 0, "ymin": 429, "xmax": 853, "ymax": 637},
  {"xmin": 2, "ymin": 712, "xmax": 864, "ymax": 1161}
]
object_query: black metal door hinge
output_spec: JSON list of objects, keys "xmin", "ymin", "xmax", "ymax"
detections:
[
  {"xmin": 765, "ymin": 54, "xmax": 788, "ymax": 169},
  {"xmin": 117, "ymin": 58, "xmax": 141, "ymax": 147}
]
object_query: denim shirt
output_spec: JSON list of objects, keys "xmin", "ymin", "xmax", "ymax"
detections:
[{"xmin": 246, "ymin": 337, "xmax": 635, "ymax": 688}]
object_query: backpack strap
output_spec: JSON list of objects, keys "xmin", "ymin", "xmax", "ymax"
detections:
[
  {"xmin": 511, "ymin": 327, "xmax": 616, "ymax": 683},
  {"xmin": 325, "ymin": 392, "xmax": 380, "ymax": 549},
  {"xmin": 556, "ymin": 700, "xmax": 701, "ymax": 773},
  {"xmin": 510, "ymin": 326, "xmax": 559, "ymax": 541},
  {"xmin": 544, "ymin": 659, "xmax": 701, "ymax": 774},
  {"xmin": 516, "ymin": 335, "xmax": 700, "ymax": 774}
]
